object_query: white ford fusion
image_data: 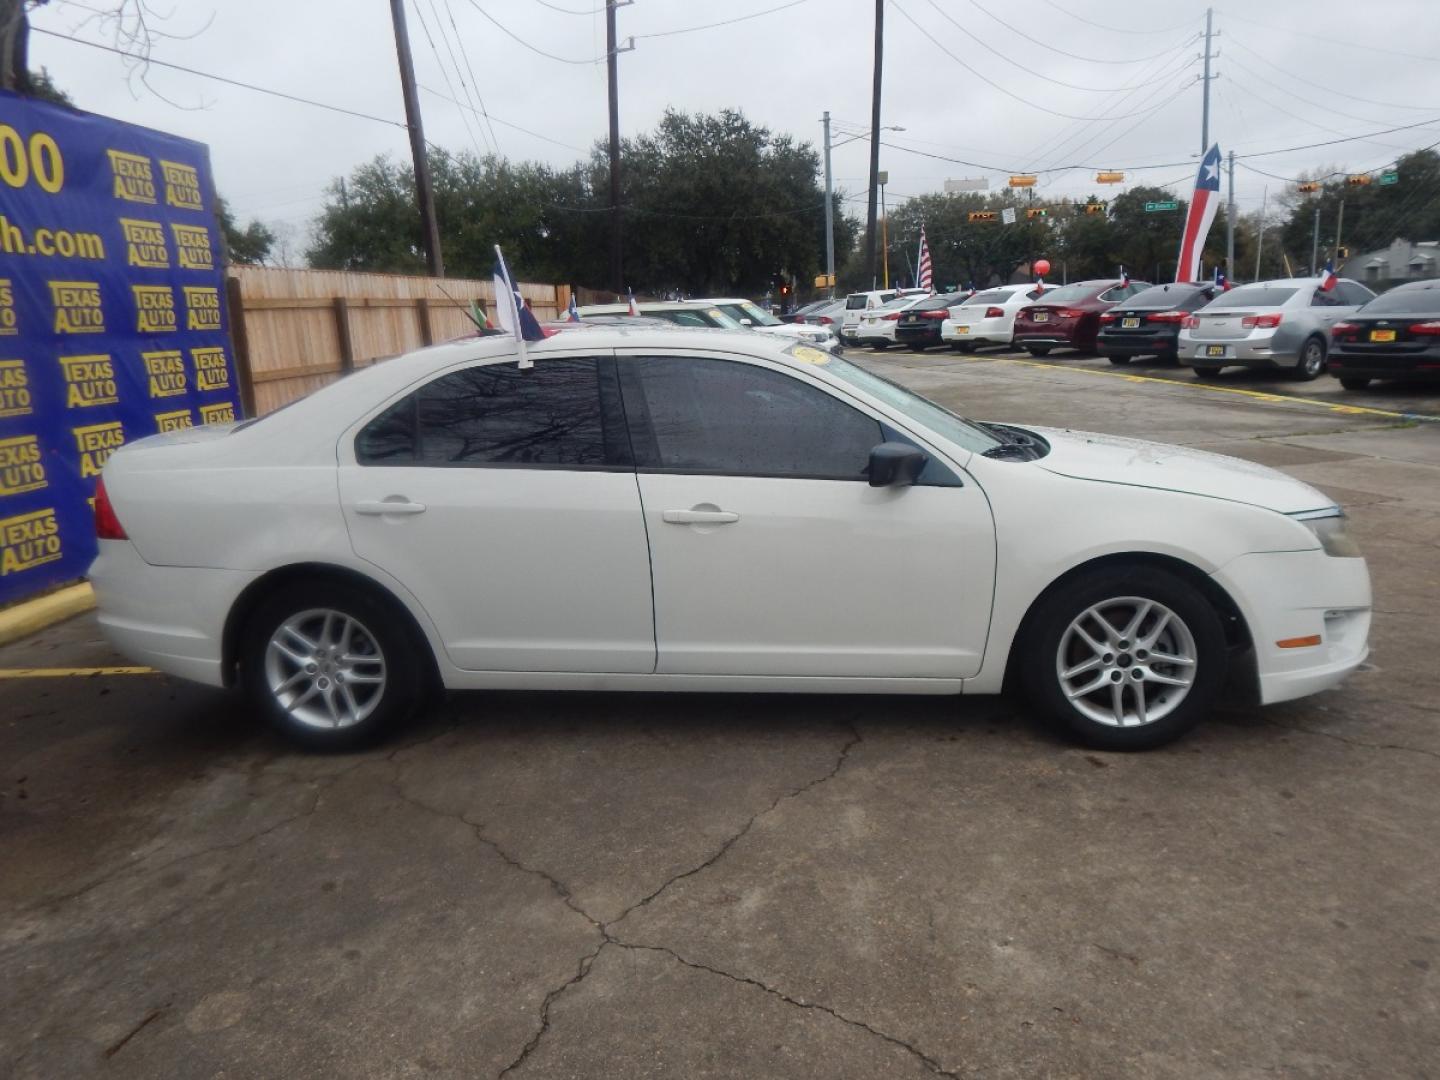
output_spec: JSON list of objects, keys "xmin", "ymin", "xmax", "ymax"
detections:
[{"xmin": 90, "ymin": 326, "xmax": 1371, "ymax": 750}]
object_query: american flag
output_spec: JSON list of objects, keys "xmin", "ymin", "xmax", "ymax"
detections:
[
  {"xmin": 1176, "ymin": 144, "xmax": 1222, "ymax": 282},
  {"xmin": 917, "ymin": 226, "xmax": 934, "ymax": 292}
]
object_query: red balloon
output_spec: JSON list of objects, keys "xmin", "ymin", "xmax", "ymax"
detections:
[{"xmin": 1033, "ymin": 259, "xmax": 1052, "ymax": 277}]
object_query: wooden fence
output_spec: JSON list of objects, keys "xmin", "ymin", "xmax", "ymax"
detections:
[{"xmin": 226, "ymin": 266, "xmax": 571, "ymax": 415}]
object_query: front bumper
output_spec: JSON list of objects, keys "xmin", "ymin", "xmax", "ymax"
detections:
[
  {"xmin": 89, "ymin": 539, "xmax": 255, "ymax": 687},
  {"xmin": 1212, "ymin": 549, "xmax": 1371, "ymax": 705}
]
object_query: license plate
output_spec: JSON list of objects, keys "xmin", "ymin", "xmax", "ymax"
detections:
[
  {"xmin": 954, "ymin": 325, "xmax": 970, "ymax": 335},
  {"xmin": 1205, "ymin": 345, "xmax": 1227, "ymax": 358},
  {"xmin": 1033, "ymin": 312, "xmax": 1049, "ymax": 323},
  {"xmin": 1370, "ymin": 329, "xmax": 1397, "ymax": 342},
  {"xmin": 1122, "ymin": 317, "xmax": 1140, "ymax": 328}
]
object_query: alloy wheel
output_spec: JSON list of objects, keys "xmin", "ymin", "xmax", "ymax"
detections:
[
  {"xmin": 264, "ymin": 608, "xmax": 387, "ymax": 729},
  {"xmin": 1056, "ymin": 597, "xmax": 1197, "ymax": 728}
]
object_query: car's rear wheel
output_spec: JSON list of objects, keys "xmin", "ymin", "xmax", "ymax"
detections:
[
  {"xmin": 241, "ymin": 582, "xmax": 426, "ymax": 749},
  {"xmin": 1191, "ymin": 367, "xmax": 1221, "ymax": 379},
  {"xmin": 869, "ymin": 341, "xmax": 890, "ymax": 350},
  {"xmin": 1026, "ymin": 347, "xmax": 1051, "ymax": 357},
  {"xmin": 1296, "ymin": 336, "xmax": 1327, "ymax": 380},
  {"xmin": 1107, "ymin": 355, "xmax": 1132, "ymax": 365},
  {"xmin": 1339, "ymin": 376, "xmax": 1371, "ymax": 390},
  {"xmin": 954, "ymin": 342, "xmax": 976, "ymax": 353},
  {"xmin": 1021, "ymin": 566, "xmax": 1227, "ymax": 750}
]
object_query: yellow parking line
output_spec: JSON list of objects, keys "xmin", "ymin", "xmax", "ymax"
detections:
[
  {"xmin": 0, "ymin": 667, "xmax": 156, "ymax": 679},
  {"xmin": 981, "ymin": 354, "xmax": 1437, "ymax": 422}
]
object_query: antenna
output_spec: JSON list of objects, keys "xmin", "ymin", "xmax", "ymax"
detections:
[{"xmin": 432, "ymin": 280, "xmax": 485, "ymax": 332}]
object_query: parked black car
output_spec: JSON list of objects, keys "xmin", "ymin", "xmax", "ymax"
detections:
[
  {"xmin": 1097, "ymin": 281, "xmax": 1218, "ymax": 364},
  {"xmin": 894, "ymin": 293, "xmax": 962, "ymax": 350},
  {"xmin": 1329, "ymin": 279, "xmax": 1440, "ymax": 389}
]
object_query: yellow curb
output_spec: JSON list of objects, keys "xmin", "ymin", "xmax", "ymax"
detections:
[
  {"xmin": 0, "ymin": 583, "xmax": 96, "ymax": 648},
  {"xmin": 0, "ymin": 666, "xmax": 155, "ymax": 678}
]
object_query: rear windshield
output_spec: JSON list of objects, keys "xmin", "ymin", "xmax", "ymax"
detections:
[
  {"xmin": 915, "ymin": 293, "xmax": 963, "ymax": 310},
  {"xmin": 846, "ymin": 292, "xmax": 894, "ymax": 310},
  {"xmin": 962, "ymin": 290, "xmax": 1011, "ymax": 306},
  {"xmin": 1205, "ymin": 286, "xmax": 1298, "ymax": 309},
  {"xmin": 1124, "ymin": 284, "xmax": 1206, "ymax": 309},
  {"xmin": 1029, "ymin": 283, "xmax": 1096, "ymax": 305},
  {"xmin": 1358, "ymin": 285, "xmax": 1440, "ymax": 315},
  {"xmin": 876, "ymin": 294, "xmax": 918, "ymax": 310}
]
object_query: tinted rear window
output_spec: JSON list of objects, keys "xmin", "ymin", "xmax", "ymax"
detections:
[
  {"xmin": 963, "ymin": 290, "xmax": 1011, "ymax": 306},
  {"xmin": 1029, "ymin": 283, "xmax": 1097, "ymax": 305},
  {"xmin": 1123, "ymin": 284, "xmax": 1207, "ymax": 309},
  {"xmin": 846, "ymin": 292, "xmax": 894, "ymax": 309},
  {"xmin": 1206, "ymin": 286, "xmax": 1298, "ymax": 308},
  {"xmin": 1358, "ymin": 285, "xmax": 1440, "ymax": 315}
]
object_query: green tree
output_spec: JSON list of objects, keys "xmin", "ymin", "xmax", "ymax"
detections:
[
  {"xmin": 1108, "ymin": 186, "xmax": 1190, "ymax": 283},
  {"xmin": 216, "ymin": 197, "xmax": 275, "ymax": 266}
]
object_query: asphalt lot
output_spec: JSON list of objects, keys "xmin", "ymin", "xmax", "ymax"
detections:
[{"xmin": 4, "ymin": 343, "xmax": 1439, "ymax": 1079}]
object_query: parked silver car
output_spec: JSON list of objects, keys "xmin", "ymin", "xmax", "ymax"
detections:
[{"xmin": 1178, "ymin": 277, "xmax": 1376, "ymax": 380}]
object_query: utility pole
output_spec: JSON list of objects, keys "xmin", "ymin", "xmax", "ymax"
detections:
[
  {"xmin": 864, "ymin": 0, "xmax": 884, "ymax": 287},
  {"xmin": 1254, "ymin": 186, "xmax": 1267, "ymax": 280},
  {"xmin": 1310, "ymin": 206, "xmax": 1321, "ymax": 275},
  {"xmin": 879, "ymin": 173, "xmax": 889, "ymax": 289},
  {"xmin": 388, "ymin": 0, "xmax": 444, "ymax": 277},
  {"xmin": 1225, "ymin": 149, "xmax": 1235, "ymax": 280},
  {"xmin": 822, "ymin": 111, "xmax": 835, "ymax": 297},
  {"xmin": 606, "ymin": 1, "xmax": 624, "ymax": 293},
  {"xmin": 1200, "ymin": 7, "xmax": 1216, "ymax": 155},
  {"xmin": 1334, "ymin": 198, "xmax": 1346, "ymax": 266}
]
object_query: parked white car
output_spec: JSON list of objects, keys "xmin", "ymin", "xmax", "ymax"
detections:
[
  {"xmin": 1178, "ymin": 277, "xmax": 1376, "ymax": 379},
  {"xmin": 91, "ymin": 326, "xmax": 1371, "ymax": 752},
  {"xmin": 942, "ymin": 284, "xmax": 1047, "ymax": 351},
  {"xmin": 855, "ymin": 293, "xmax": 929, "ymax": 348},
  {"xmin": 840, "ymin": 287, "xmax": 928, "ymax": 344},
  {"xmin": 686, "ymin": 298, "xmax": 835, "ymax": 347}
]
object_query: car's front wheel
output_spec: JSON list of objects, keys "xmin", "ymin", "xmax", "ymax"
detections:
[
  {"xmin": 1021, "ymin": 566, "xmax": 1228, "ymax": 750},
  {"xmin": 241, "ymin": 582, "xmax": 427, "ymax": 749}
]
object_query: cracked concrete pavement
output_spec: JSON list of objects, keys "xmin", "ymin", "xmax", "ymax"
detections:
[{"xmin": 2, "ymin": 346, "xmax": 1438, "ymax": 1078}]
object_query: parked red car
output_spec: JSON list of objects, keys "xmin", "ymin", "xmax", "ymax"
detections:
[{"xmin": 1013, "ymin": 279, "xmax": 1151, "ymax": 356}]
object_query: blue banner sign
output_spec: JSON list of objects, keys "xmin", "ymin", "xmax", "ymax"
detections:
[{"xmin": 0, "ymin": 90, "xmax": 242, "ymax": 604}]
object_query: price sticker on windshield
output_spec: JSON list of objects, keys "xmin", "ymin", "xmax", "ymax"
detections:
[{"xmin": 787, "ymin": 345, "xmax": 831, "ymax": 365}]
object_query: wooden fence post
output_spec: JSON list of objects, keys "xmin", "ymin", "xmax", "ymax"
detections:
[
  {"xmin": 417, "ymin": 296, "xmax": 434, "ymax": 345},
  {"xmin": 224, "ymin": 275, "xmax": 257, "ymax": 418},
  {"xmin": 333, "ymin": 296, "xmax": 355, "ymax": 373}
]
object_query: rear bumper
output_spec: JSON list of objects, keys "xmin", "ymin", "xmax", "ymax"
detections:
[
  {"xmin": 1098, "ymin": 333, "xmax": 1179, "ymax": 357},
  {"xmin": 1212, "ymin": 549, "xmax": 1371, "ymax": 706},
  {"xmin": 894, "ymin": 326, "xmax": 944, "ymax": 345},
  {"xmin": 1179, "ymin": 330, "xmax": 1302, "ymax": 367},
  {"xmin": 88, "ymin": 540, "xmax": 254, "ymax": 687},
  {"xmin": 941, "ymin": 318, "xmax": 1011, "ymax": 345}
]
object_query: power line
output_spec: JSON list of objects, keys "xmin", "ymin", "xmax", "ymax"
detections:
[
  {"xmin": 31, "ymin": 26, "xmax": 409, "ymax": 128},
  {"xmin": 418, "ymin": 84, "xmax": 587, "ymax": 151},
  {"xmin": 890, "ymin": 1, "xmax": 1187, "ymax": 123},
  {"xmin": 529, "ymin": 0, "xmax": 603, "ymax": 13},
  {"xmin": 442, "ymin": 0, "xmax": 501, "ymax": 153},
  {"xmin": 411, "ymin": 0, "xmax": 490, "ymax": 157},
  {"xmin": 969, "ymin": 1, "xmax": 1195, "ymax": 65},
  {"xmin": 462, "ymin": 0, "xmax": 605, "ymax": 63},
  {"xmin": 632, "ymin": 0, "xmax": 815, "ymax": 39},
  {"xmin": 1224, "ymin": 56, "xmax": 1432, "ymax": 141},
  {"xmin": 1219, "ymin": 10, "xmax": 1440, "ymax": 64},
  {"xmin": 922, "ymin": 0, "xmax": 1192, "ymax": 93},
  {"xmin": 1226, "ymin": 38, "xmax": 1440, "ymax": 115},
  {"xmin": 1038, "ymin": 0, "xmax": 1202, "ymax": 36}
]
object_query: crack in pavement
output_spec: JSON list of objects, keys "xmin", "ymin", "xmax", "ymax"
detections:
[{"xmin": 1264, "ymin": 717, "xmax": 1440, "ymax": 762}]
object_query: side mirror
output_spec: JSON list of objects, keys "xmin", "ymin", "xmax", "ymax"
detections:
[{"xmin": 868, "ymin": 442, "xmax": 928, "ymax": 488}]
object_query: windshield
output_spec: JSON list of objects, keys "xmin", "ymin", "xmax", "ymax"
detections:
[
  {"xmin": 1030, "ymin": 282, "xmax": 1097, "ymax": 305},
  {"xmin": 1359, "ymin": 285, "xmax": 1440, "ymax": 315},
  {"xmin": 701, "ymin": 307, "xmax": 746, "ymax": 329},
  {"xmin": 821, "ymin": 356, "xmax": 1002, "ymax": 455},
  {"xmin": 1205, "ymin": 286, "xmax": 1298, "ymax": 309},
  {"xmin": 729, "ymin": 301, "xmax": 783, "ymax": 327}
]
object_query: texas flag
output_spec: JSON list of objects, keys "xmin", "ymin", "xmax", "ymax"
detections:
[
  {"xmin": 492, "ymin": 246, "xmax": 552, "ymax": 367},
  {"xmin": 1119, "ymin": 265, "xmax": 1130, "ymax": 288},
  {"xmin": 566, "ymin": 293, "xmax": 581, "ymax": 322},
  {"xmin": 1320, "ymin": 258, "xmax": 1339, "ymax": 292},
  {"xmin": 1213, "ymin": 265, "xmax": 1231, "ymax": 292},
  {"xmin": 627, "ymin": 288, "xmax": 639, "ymax": 316},
  {"xmin": 1176, "ymin": 143, "xmax": 1222, "ymax": 283}
]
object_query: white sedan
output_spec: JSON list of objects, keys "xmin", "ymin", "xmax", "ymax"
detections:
[
  {"xmin": 942, "ymin": 284, "xmax": 1047, "ymax": 351},
  {"xmin": 90, "ymin": 326, "xmax": 1371, "ymax": 751},
  {"xmin": 686, "ymin": 298, "xmax": 835, "ymax": 347},
  {"xmin": 855, "ymin": 294, "xmax": 928, "ymax": 348}
]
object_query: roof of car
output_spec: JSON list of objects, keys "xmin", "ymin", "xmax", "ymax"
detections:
[{"xmin": 578, "ymin": 300, "xmax": 724, "ymax": 314}]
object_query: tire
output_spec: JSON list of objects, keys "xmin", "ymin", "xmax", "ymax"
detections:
[
  {"xmin": 869, "ymin": 341, "xmax": 890, "ymax": 350},
  {"xmin": 1191, "ymin": 367, "xmax": 1221, "ymax": 379},
  {"xmin": 955, "ymin": 342, "xmax": 977, "ymax": 353},
  {"xmin": 1339, "ymin": 376, "xmax": 1371, "ymax": 390},
  {"xmin": 1026, "ymin": 347, "xmax": 1051, "ymax": 357},
  {"xmin": 1020, "ymin": 566, "xmax": 1228, "ymax": 750},
  {"xmin": 1296, "ymin": 336, "xmax": 1327, "ymax": 380},
  {"xmin": 240, "ymin": 580, "xmax": 428, "ymax": 749},
  {"xmin": 1107, "ymin": 355, "xmax": 1132, "ymax": 366}
]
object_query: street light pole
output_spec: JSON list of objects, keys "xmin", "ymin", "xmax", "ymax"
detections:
[{"xmin": 822, "ymin": 111, "xmax": 835, "ymax": 297}]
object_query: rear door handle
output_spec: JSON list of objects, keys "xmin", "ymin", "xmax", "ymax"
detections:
[
  {"xmin": 662, "ymin": 508, "xmax": 739, "ymax": 525},
  {"xmin": 355, "ymin": 498, "xmax": 427, "ymax": 516}
]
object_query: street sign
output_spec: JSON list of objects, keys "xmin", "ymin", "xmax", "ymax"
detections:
[
  {"xmin": 1008, "ymin": 175, "xmax": 1037, "ymax": 188},
  {"xmin": 1144, "ymin": 200, "xmax": 1179, "ymax": 212},
  {"xmin": 967, "ymin": 211, "xmax": 998, "ymax": 223},
  {"xmin": 945, "ymin": 177, "xmax": 988, "ymax": 192},
  {"xmin": 877, "ymin": 170, "xmax": 889, "ymax": 185},
  {"xmin": 1000, "ymin": 207, "xmax": 1017, "ymax": 225},
  {"xmin": 1096, "ymin": 171, "xmax": 1125, "ymax": 184},
  {"xmin": 1379, "ymin": 171, "xmax": 1399, "ymax": 186}
]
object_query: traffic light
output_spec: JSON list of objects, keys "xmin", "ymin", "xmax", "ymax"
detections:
[
  {"xmin": 967, "ymin": 211, "xmax": 998, "ymax": 223},
  {"xmin": 1083, "ymin": 202, "xmax": 1107, "ymax": 215},
  {"xmin": 1025, "ymin": 208, "xmax": 1049, "ymax": 220},
  {"xmin": 1347, "ymin": 174, "xmax": 1372, "ymax": 187},
  {"xmin": 1337, "ymin": 246, "xmax": 1350, "ymax": 259},
  {"xmin": 1297, "ymin": 181, "xmax": 1321, "ymax": 193}
]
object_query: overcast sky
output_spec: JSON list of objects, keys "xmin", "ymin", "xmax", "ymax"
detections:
[{"xmin": 29, "ymin": 0, "xmax": 1440, "ymax": 257}]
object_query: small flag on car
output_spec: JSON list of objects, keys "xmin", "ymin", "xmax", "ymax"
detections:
[
  {"xmin": 567, "ymin": 293, "xmax": 581, "ymax": 322},
  {"xmin": 492, "ymin": 245, "xmax": 552, "ymax": 368},
  {"xmin": 627, "ymin": 288, "xmax": 640, "ymax": 316},
  {"xmin": 1320, "ymin": 258, "xmax": 1338, "ymax": 292},
  {"xmin": 1119, "ymin": 265, "xmax": 1130, "ymax": 288},
  {"xmin": 1213, "ymin": 266, "xmax": 1231, "ymax": 291}
]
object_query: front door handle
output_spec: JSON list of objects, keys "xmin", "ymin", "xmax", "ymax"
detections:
[
  {"xmin": 355, "ymin": 498, "xmax": 427, "ymax": 516},
  {"xmin": 663, "ymin": 508, "xmax": 739, "ymax": 525}
]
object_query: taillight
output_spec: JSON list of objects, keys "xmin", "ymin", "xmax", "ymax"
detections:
[
  {"xmin": 1241, "ymin": 312, "xmax": 1283, "ymax": 329},
  {"xmin": 1410, "ymin": 321, "xmax": 1440, "ymax": 336},
  {"xmin": 1058, "ymin": 308, "xmax": 1085, "ymax": 319},
  {"xmin": 94, "ymin": 476, "xmax": 127, "ymax": 541},
  {"xmin": 818, "ymin": 315, "xmax": 834, "ymax": 325},
  {"xmin": 794, "ymin": 316, "xmax": 807, "ymax": 324},
  {"xmin": 1181, "ymin": 315, "xmax": 1198, "ymax": 329},
  {"xmin": 921, "ymin": 310, "xmax": 948, "ymax": 319},
  {"xmin": 883, "ymin": 312, "xmax": 902, "ymax": 321},
  {"xmin": 1148, "ymin": 311, "xmax": 1186, "ymax": 323},
  {"xmin": 1099, "ymin": 313, "xmax": 1117, "ymax": 324},
  {"xmin": 985, "ymin": 306, "xmax": 1004, "ymax": 319}
]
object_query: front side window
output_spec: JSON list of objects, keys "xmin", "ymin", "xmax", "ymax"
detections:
[
  {"xmin": 619, "ymin": 356, "xmax": 882, "ymax": 480},
  {"xmin": 356, "ymin": 357, "xmax": 626, "ymax": 468}
]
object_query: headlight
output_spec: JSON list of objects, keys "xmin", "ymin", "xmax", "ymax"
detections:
[{"xmin": 1296, "ymin": 510, "xmax": 1362, "ymax": 557}]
